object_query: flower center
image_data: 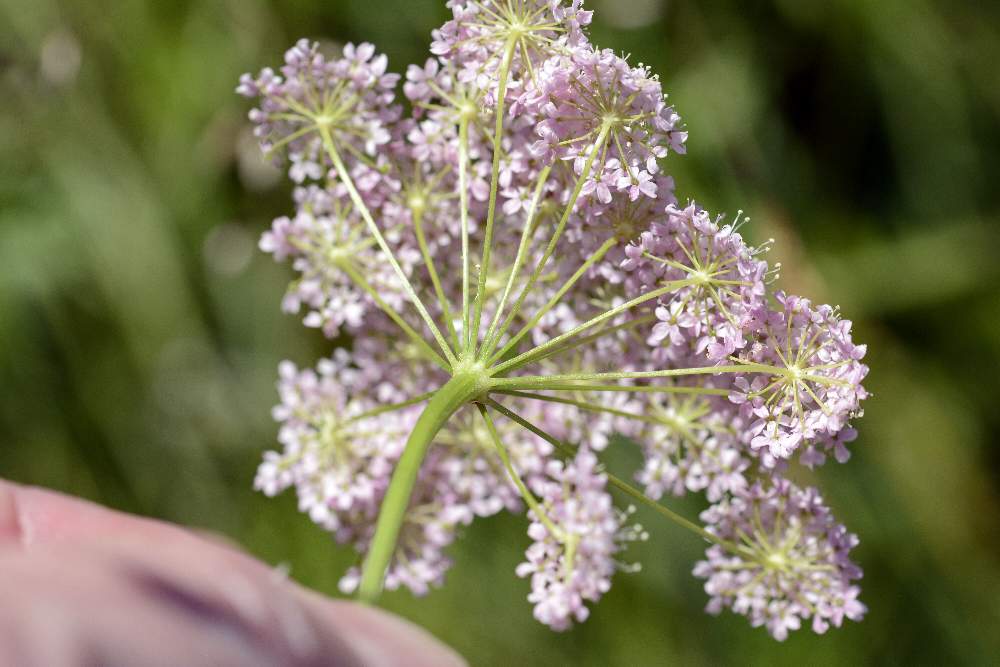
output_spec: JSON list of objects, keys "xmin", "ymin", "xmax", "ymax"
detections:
[
  {"xmin": 458, "ymin": 101, "xmax": 479, "ymax": 122},
  {"xmin": 602, "ymin": 113, "xmax": 623, "ymax": 128},
  {"xmin": 407, "ymin": 193, "xmax": 427, "ymax": 213},
  {"xmin": 765, "ymin": 551, "xmax": 788, "ymax": 570}
]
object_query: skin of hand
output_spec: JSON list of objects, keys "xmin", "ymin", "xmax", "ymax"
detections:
[{"xmin": 0, "ymin": 479, "xmax": 466, "ymax": 667}]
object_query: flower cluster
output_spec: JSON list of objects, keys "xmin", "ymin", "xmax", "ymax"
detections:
[
  {"xmin": 526, "ymin": 46, "xmax": 686, "ymax": 202},
  {"xmin": 623, "ymin": 202, "xmax": 768, "ymax": 364},
  {"xmin": 431, "ymin": 0, "xmax": 592, "ymax": 90},
  {"xmin": 694, "ymin": 479, "xmax": 866, "ymax": 640},
  {"xmin": 730, "ymin": 293, "xmax": 869, "ymax": 463},
  {"xmin": 634, "ymin": 393, "xmax": 749, "ymax": 503},
  {"xmin": 238, "ymin": 39, "xmax": 399, "ymax": 164},
  {"xmin": 517, "ymin": 448, "xmax": 643, "ymax": 630},
  {"xmin": 259, "ymin": 186, "xmax": 411, "ymax": 337},
  {"xmin": 239, "ymin": 0, "xmax": 869, "ymax": 640}
]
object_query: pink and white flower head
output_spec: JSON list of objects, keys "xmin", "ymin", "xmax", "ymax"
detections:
[
  {"xmin": 729, "ymin": 292, "xmax": 869, "ymax": 461},
  {"xmin": 516, "ymin": 447, "xmax": 644, "ymax": 630},
  {"xmin": 431, "ymin": 0, "xmax": 592, "ymax": 88},
  {"xmin": 694, "ymin": 478, "xmax": 866, "ymax": 640},
  {"xmin": 526, "ymin": 47, "xmax": 686, "ymax": 198},
  {"xmin": 238, "ymin": 40, "xmax": 400, "ymax": 162},
  {"xmin": 624, "ymin": 203, "xmax": 768, "ymax": 363},
  {"xmin": 635, "ymin": 394, "xmax": 749, "ymax": 503},
  {"xmin": 260, "ymin": 188, "xmax": 409, "ymax": 338},
  {"xmin": 240, "ymin": 0, "xmax": 870, "ymax": 641}
]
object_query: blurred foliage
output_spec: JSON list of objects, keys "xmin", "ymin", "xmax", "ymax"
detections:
[{"xmin": 1, "ymin": 0, "xmax": 999, "ymax": 664}]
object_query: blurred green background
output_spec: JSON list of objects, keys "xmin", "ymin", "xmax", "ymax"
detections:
[{"xmin": 1, "ymin": 0, "xmax": 998, "ymax": 664}]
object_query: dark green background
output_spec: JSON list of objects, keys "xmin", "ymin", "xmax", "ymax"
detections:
[{"xmin": 2, "ymin": 0, "xmax": 998, "ymax": 664}]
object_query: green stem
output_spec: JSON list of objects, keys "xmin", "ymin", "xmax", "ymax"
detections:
[
  {"xmin": 486, "ymin": 125, "xmax": 611, "ymax": 358},
  {"xmin": 346, "ymin": 391, "xmax": 436, "ymax": 424},
  {"xmin": 493, "ymin": 278, "xmax": 700, "ymax": 374},
  {"xmin": 358, "ymin": 372, "xmax": 491, "ymax": 602},
  {"xmin": 411, "ymin": 206, "xmax": 460, "ymax": 350},
  {"xmin": 483, "ymin": 398, "xmax": 735, "ymax": 550},
  {"xmin": 494, "ymin": 390, "xmax": 667, "ymax": 427},
  {"xmin": 339, "ymin": 261, "xmax": 449, "ymax": 372},
  {"xmin": 504, "ymin": 314, "xmax": 655, "ymax": 367},
  {"xmin": 459, "ymin": 116, "xmax": 472, "ymax": 353},
  {"xmin": 471, "ymin": 37, "xmax": 518, "ymax": 354},
  {"xmin": 489, "ymin": 237, "xmax": 616, "ymax": 363},
  {"xmin": 479, "ymin": 164, "xmax": 553, "ymax": 357},
  {"xmin": 476, "ymin": 404, "xmax": 564, "ymax": 540},
  {"xmin": 320, "ymin": 126, "xmax": 458, "ymax": 368},
  {"xmin": 494, "ymin": 364, "xmax": 762, "ymax": 389},
  {"xmin": 497, "ymin": 383, "xmax": 731, "ymax": 396},
  {"xmin": 603, "ymin": 465, "xmax": 732, "ymax": 549}
]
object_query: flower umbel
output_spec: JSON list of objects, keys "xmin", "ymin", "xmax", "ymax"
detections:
[
  {"xmin": 516, "ymin": 447, "xmax": 644, "ymax": 630},
  {"xmin": 694, "ymin": 479, "xmax": 866, "ymax": 640},
  {"xmin": 240, "ymin": 0, "xmax": 870, "ymax": 639}
]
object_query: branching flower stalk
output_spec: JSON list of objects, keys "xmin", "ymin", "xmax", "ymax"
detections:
[{"xmin": 241, "ymin": 1, "xmax": 870, "ymax": 640}]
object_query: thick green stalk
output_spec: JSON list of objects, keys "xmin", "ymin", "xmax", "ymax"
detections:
[{"xmin": 358, "ymin": 371, "xmax": 490, "ymax": 602}]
